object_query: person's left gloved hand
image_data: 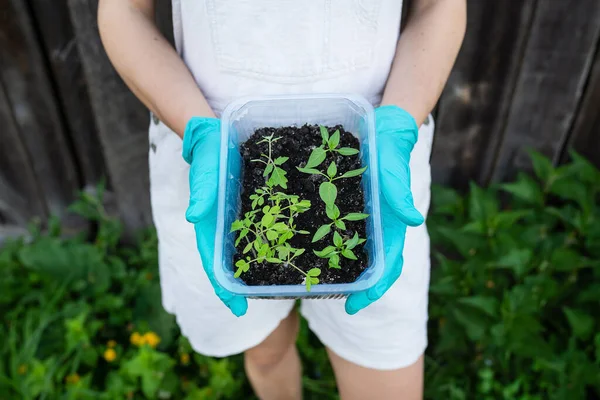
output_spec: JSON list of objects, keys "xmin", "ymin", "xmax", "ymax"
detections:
[
  {"xmin": 183, "ymin": 117, "xmax": 248, "ymax": 317},
  {"xmin": 345, "ymin": 105, "xmax": 425, "ymax": 315}
]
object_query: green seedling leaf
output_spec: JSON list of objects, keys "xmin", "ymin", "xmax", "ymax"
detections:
[
  {"xmin": 338, "ymin": 166, "xmax": 367, "ymax": 179},
  {"xmin": 346, "ymin": 232, "xmax": 360, "ymax": 249},
  {"xmin": 334, "ymin": 219, "xmax": 347, "ymax": 230},
  {"xmin": 297, "ymin": 230, "xmax": 310, "ymax": 234},
  {"xmin": 235, "ymin": 229, "xmax": 249, "ymax": 246},
  {"xmin": 294, "ymin": 248, "xmax": 306, "ymax": 256},
  {"xmin": 274, "ymin": 156, "xmax": 289, "ymax": 165},
  {"xmin": 258, "ymin": 243, "xmax": 270, "ymax": 258},
  {"xmin": 277, "ymin": 247, "xmax": 289, "ymax": 259},
  {"xmin": 278, "ymin": 231, "xmax": 294, "ymax": 245},
  {"xmin": 305, "ymin": 147, "xmax": 327, "ymax": 169},
  {"xmin": 261, "ymin": 214, "xmax": 274, "ymax": 227},
  {"xmin": 297, "ymin": 200, "xmax": 311, "ymax": 208},
  {"xmin": 297, "ymin": 167, "xmax": 322, "ymax": 175},
  {"xmin": 333, "ymin": 231, "xmax": 343, "ymax": 248},
  {"xmin": 328, "ymin": 253, "xmax": 341, "ymax": 269},
  {"xmin": 319, "ymin": 182, "xmax": 337, "ymax": 206},
  {"xmin": 306, "ymin": 276, "xmax": 319, "ymax": 292},
  {"xmin": 312, "ymin": 224, "xmax": 331, "ymax": 242},
  {"xmin": 266, "ymin": 258, "xmax": 282, "ymax": 264},
  {"xmin": 305, "ymin": 268, "xmax": 321, "ymax": 292},
  {"xmin": 314, "ymin": 246, "xmax": 336, "ymax": 258},
  {"xmin": 266, "ymin": 230, "xmax": 278, "ymax": 241},
  {"xmin": 230, "ymin": 220, "xmax": 244, "ymax": 232},
  {"xmin": 320, "ymin": 126, "xmax": 329, "ymax": 144},
  {"xmin": 263, "ymin": 163, "xmax": 274, "ymax": 177},
  {"xmin": 342, "ymin": 213, "xmax": 369, "ymax": 221},
  {"xmin": 234, "ymin": 259, "xmax": 250, "ymax": 278},
  {"xmin": 329, "ymin": 130, "xmax": 340, "ymax": 149},
  {"xmin": 243, "ymin": 242, "xmax": 253, "ymax": 254},
  {"xmin": 272, "ymin": 222, "xmax": 288, "ymax": 232},
  {"xmin": 327, "ymin": 162, "xmax": 337, "ymax": 178},
  {"xmin": 268, "ymin": 167, "xmax": 288, "ymax": 189},
  {"xmin": 341, "ymin": 249, "xmax": 357, "ymax": 260},
  {"xmin": 337, "ymin": 147, "xmax": 359, "ymax": 156},
  {"xmin": 326, "ymin": 204, "xmax": 341, "ymax": 220}
]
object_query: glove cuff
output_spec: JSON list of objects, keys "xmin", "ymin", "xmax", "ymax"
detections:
[
  {"xmin": 375, "ymin": 105, "xmax": 419, "ymax": 145},
  {"xmin": 182, "ymin": 117, "xmax": 221, "ymax": 164}
]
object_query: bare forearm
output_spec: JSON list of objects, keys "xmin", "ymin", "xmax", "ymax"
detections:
[
  {"xmin": 381, "ymin": 0, "xmax": 466, "ymax": 125},
  {"xmin": 98, "ymin": 0, "xmax": 213, "ymax": 137}
]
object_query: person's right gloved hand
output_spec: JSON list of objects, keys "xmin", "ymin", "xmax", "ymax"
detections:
[
  {"xmin": 345, "ymin": 105, "xmax": 424, "ymax": 315},
  {"xmin": 182, "ymin": 117, "xmax": 248, "ymax": 317}
]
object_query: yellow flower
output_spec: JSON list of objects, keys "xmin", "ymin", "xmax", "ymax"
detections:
[
  {"xmin": 107, "ymin": 340, "xmax": 117, "ymax": 348},
  {"xmin": 130, "ymin": 332, "xmax": 143, "ymax": 347},
  {"xmin": 17, "ymin": 364, "xmax": 27, "ymax": 375},
  {"xmin": 143, "ymin": 332, "xmax": 161, "ymax": 348},
  {"xmin": 65, "ymin": 373, "xmax": 80, "ymax": 384},
  {"xmin": 180, "ymin": 353, "xmax": 190, "ymax": 365},
  {"xmin": 104, "ymin": 348, "xmax": 117, "ymax": 362}
]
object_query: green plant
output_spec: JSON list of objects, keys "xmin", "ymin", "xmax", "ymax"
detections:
[
  {"xmin": 426, "ymin": 150, "xmax": 600, "ymax": 400},
  {"xmin": 0, "ymin": 186, "xmax": 335, "ymax": 399},
  {"xmin": 313, "ymin": 232, "xmax": 366, "ymax": 269},
  {"xmin": 251, "ymin": 133, "xmax": 289, "ymax": 189},
  {"xmin": 297, "ymin": 126, "xmax": 369, "ymax": 267},
  {"xmin": 3, "ymin": 151, "xmax": 600, "ymax": 399},
  {"xmin": 232, "ymin": 134, "xmax": 318, "ymax": 290}
]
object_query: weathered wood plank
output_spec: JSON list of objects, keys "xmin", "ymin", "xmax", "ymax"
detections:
[
  {"xmin": 0, "ymin": 0, "xmax": 79, "ymax": 218},
  {"xmin": 564, "ymin": 42, "xmax": 600, "ymax": 169},
  {"xmin": 67, "ymin": 0, "xmax": 153, "ymax": 233},
  {"xmin": 0, "ymin": 81, "xmax": 46, "ymax": 225},
  {"xmin": 155, "ymin": 0, "xmax": 175, "ymax": 47},
  {"xmin": 490, "ymin": 0, "xmax": 600, "ymax": 182},
  {"xmin": 400, "ymin": 0, "xmax": 411, "ymax": 33},
  {"xmin": 27, "ymin": 0, "xmax": 106, "ymax": 184},
  {"xmin": 430, "ymin": 0, "xmax": 536, "ymax": 187}
]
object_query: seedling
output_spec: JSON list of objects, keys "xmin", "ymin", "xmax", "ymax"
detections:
[
  {"xmin": 232, "ymin": 134, "xmax": 320, "ymax": 291},
  {"xmin": 314, "ymin": 232, "xmax": 366, "ymax": 269},
  {"xmin": 231, "ymin": 126, "xmax": 369, "ymax": 290},
  {"xmin": 320, "ymin": 126, "xmax": 360, "ymax": 156},
  {"xmin": 251, "ymin": 134, "xmax": 289, "ymax": 189},
  {"xmin": 312, "ymin": 207, "xmax": 369, "ymax": 242}
]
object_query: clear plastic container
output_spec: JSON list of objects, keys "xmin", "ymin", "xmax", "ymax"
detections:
[{"xmin": 214, "ymin": 94, "xmax": 384, "ymax": 298}]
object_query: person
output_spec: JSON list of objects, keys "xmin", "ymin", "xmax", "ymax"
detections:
[{"xmin": 98, "ymin": 0, "xmax": 466, "ymax": 398}]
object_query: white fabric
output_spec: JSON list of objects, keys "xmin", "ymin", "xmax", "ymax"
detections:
[{"xmin": 149, "ymin": 0, "xmax": 435, "ymax": 370}]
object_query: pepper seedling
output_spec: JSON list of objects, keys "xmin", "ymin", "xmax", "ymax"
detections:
[{"xmin": 314, "ymin": 232, "xmax": 367, "ymax": 269}]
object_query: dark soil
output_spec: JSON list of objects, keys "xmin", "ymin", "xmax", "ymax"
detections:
[{"xmin": 233, "ymin": 125, "xmax": 368, "ymax": 286}]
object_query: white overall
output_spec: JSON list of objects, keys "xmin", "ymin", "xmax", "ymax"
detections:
[{"xmin": 148, "ymin": 0, "xmax": 435, "ymax": 369}]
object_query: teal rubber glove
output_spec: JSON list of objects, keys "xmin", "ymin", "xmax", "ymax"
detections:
[
  {"xmin": 182, "ymin": 117, "xmax": 248, "ymax": 317},
  {"xmin": 345, "ymin": 105, "xmax": 425, "ymax": 315}
]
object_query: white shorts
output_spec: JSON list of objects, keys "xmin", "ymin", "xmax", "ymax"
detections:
[{"xmin": 148, "ymin": 114, "xmax": 434, "ymax": 371}]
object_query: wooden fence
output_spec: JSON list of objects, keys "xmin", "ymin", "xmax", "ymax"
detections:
[{"xmin": 1, "ymin": 0, "xmax": 599, "ymax": 238}]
